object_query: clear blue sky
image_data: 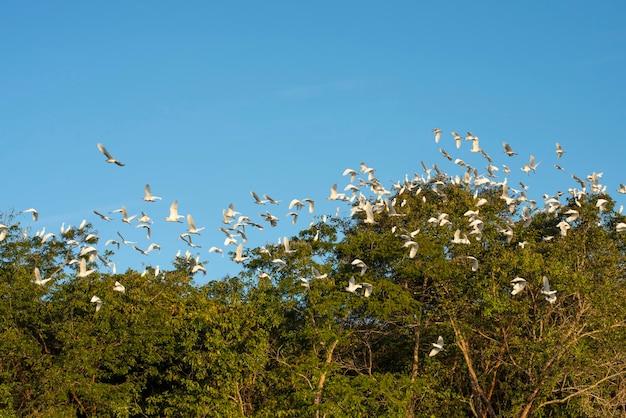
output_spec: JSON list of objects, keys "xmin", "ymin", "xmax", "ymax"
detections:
[{"xmin": 2, "ymin": 2, "xmax": 626, "ymax": 284}]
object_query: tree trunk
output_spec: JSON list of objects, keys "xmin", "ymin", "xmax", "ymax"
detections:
[
  {"xmin": 314, "ymin": 339, "xmax": 339, "ymax": 418},
  {"xmin": 450, "ymin": 319, "xmax": 497, "ymax": 418},
  {"xmin": 406, "ymin": 325, "xmax": 421, "ymax": 418}
]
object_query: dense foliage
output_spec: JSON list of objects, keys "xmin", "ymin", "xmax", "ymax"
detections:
[{"xmin": 2, "ymin": 164, "xmax": 626, "ymax": 417}]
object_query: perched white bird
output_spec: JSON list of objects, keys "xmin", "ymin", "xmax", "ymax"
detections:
[
  {"xmin": 541, "ymin": 276, "xmax": 557, "ymax": 304},
  {"xmin": 429, "ymin": 336, "xmax": 445, "ymax": 357},
  {"xmin": 90, "ymin": 295, "xmax": 103, "ymax": 312},
  {"xmin": 113, "ymin": 281, "xmax": 126, "ymax": 293},
  {"xmin": 299, "ymin": 277, "xmax": 310, "ymax": 289},
  {"xmin": 165, "ymin": 201, "xmax": 184, "ymax": 223},
  {"xmin": 97, "ymin": 143, "xmax": 125, "ymax": 166},
  {"xmin": 143, "ymin": 184, "xmax": 162, "ymax": 202},
  {"xmin": 616, "ymin": 222, "xmax": 626, "ymax": 233},
  {"xmin": 511, "ymin": 277, "xmax": 527, "ymax": 296}
]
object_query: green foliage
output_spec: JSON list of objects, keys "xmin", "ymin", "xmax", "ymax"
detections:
[{"xmin": 2, "ymin": 168, "xmax": 626, "ymax": 417}]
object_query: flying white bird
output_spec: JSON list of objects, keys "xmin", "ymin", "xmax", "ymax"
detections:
[
  {"xmin": 143, "ymin": 184, "xmax": 162, "ymax": 202},
  {"xmin": 541, "ymin": 276, "xmax": 557, "ymax": 304},
  {"xmin": 432, "ymin": 128, "xmax": 441, "ymax": 143},
  {"xmin": 429, "ymin": 336, "xmax": 445, "ymax": 357},
  {"xmin": 556, "ymin": 143, "xmax": 564, "ymax": 159},
  {"xmin": 186, "ymin": 214, "xmax": 205, "ymax": 234},
  {"xmin": 97, "ymin": 143, "xmax": 125, "ymax": 166},
  {"xmin": 93, "ymin": 210, "xmax": 113, "ymax": 221},
  {"xmin": 33, "ymin": 267, "xmax": 52, "ymax": 285},
  {"xmin": 361, "ymin": 282, "xmax": 373, "ymax": 298},
  {"xmin": 113, "ymin": 281, "xmax": 126, "ymax": 293},
  {"xmin": 345, "ymin": 276, "xmax": 362, "ymax": 294},
  {"xmin": 250, "ymin": 191, "xmax": 268, "ymax": 205},
  {"xmin": 511, "ymin": 277, "xmax": 527, "ymax": 295},
  {"xmin": 90, "ymin": 295, "xmax": 103, "ymax": 312},
  {"xmin": 23, "ymin": 208, "xmax": 38, "ymax": 221},
  {"xmin": 111, "ymin": 206, "xmax": 136, "ymax": 224},
  {"xmin": 502, "ymin": 142, "xmax": 517, "ymax": 157},
  {"xmin": 77, "ymin": 258, "xmax": 95, "ymax": 278},
  {"xmin": 233, "ymin": 243, "xmax": 249, "ymax": 263},
  {"xmin": 351, "ymin": 258, "xmax": 368, "ymax": 276},
  {"xmin": 165, "ymin": 201, "xmax": 184, "ymax": 222}
]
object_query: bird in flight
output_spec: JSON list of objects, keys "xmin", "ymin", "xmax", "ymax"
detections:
[
  {"xmin": 541, "ymin": 276, "xmax": 557, "ymax": 304},
  {"xmin": 143, "ymin": 184, "xmax": 162, "ymax": 202},
  {"xmin": 429, "ymin": 336, "xmax": 445, "ymax": 357},
  {"xmin": 33, "ymin": 267, "xmax": 52, "ymax": 285},
  {"xmin": 97, "ymin": 143, "xmax": 125, "ymax": 166},
  {"xmin": 90, "ymin": 295, "xmax": 103, "ymax": 312},
  {"xmin": 113, "ymin": 281, "xmax": 126, "ymax": 293},
  {"xmin": 511, "ymin": 277, "xmax": 527, "ymax": 295},
  {"xmin": 165, "ymin": 201, "xmax": 184, "ymax": 223}
]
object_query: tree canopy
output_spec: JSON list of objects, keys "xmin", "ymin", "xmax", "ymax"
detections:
[{"xmin": 3, "ymin": 138, "xmax": 626, "ymax": 417}]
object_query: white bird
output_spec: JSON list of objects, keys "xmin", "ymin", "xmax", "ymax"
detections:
[
  {"xmin": 143, "ymin": 184, "xmax": 162, "ymax": 202},
  {"xmin": 289, "ymin": 199, "xmax": 304, "ymax": 211},
  {"xmin": 502, "ymin": 142, "xmax": 517, "ymax": 157},
  {"xmin": 111, "ymin": 206, "xmax": 136, "ymax": 224},
  {"xmin": 112, "ymin": 281, "xmax": 126, "ymax": 293},
  {"xmin": 116, "ymin": 231, "xmax": 136, "ymax": 245},
  {"xmin": 616, "ymin": 222, "xmax": 626, "ymax": 233},
  {"xmin": 250, "ymin": 191, "xmax": 268, "ymax": 204},
  {"xmin": 233, "ymin": 243, "xmax": 249, "ymax": 263},
  {"xmin": 97, "ymin": 143, "xmax": 125, "ymax": 166},
  {"xmin": 345, "ymin": 276, "xmax": 362, "ymax": 294},
  {"xmin": 93, "ymin": 210, "xmax": 113, "ymax": 221},
  {"xmin": 541, "ymin": 276, "xmax": 557, "ymax": 304},
  {"xmin": 165, "ymin": 201, "xmax": 184, "ymax": 222},
  {"xmin": 511, "ymin": 277, "xmax": 527, "ymax": 295},
  {"xmin": 33, "ymin": 267, "xmax": 52, "ymax": 285},
  {"xmin": 299, "ymin": 277, "xmax": 310, "ymax": 290},
  {"xmin": 556, "ymin": 143, "xmax": 564, "ymax": 159},
  {"xmin": 90, "ymin": 295, "xmax": 103, "ymax": 312},
  {"xmin": 77, "ymin": 258, "xmax": 95, "ymax": 278},
  {"xmin": 351, "ymin": 258, "xmax": 368, "ymax": 276},
  {"xmin": 208, "ymin": 246, "xmax": 224, "ymax": 256},
  {"xmin": 452, "ymin": 132, "xmax": 462, "ymax": 148},
  {"xmin": 186, "ymin": 214, "xmax": 205, "ymax": 234},
  {"xmin": 452, "ymin": 229, "xmax": 470, "ymax": 245},
  {"xmin": 263, "ymin": 194, "xmax": 280, "ymax": 204},
  {"xmin": 432, "ymin": 128, "xmax": 441, "ymax": 143},
  {"xmin": 23, "ymin": 208, "xmax": 38, "ymax": 221},
  {"xmin": 361, "ymin": 282, "xmax": 373, "ymax": 298},
  {"xmin": 461, "ymin": 256, "xmax": 479, "ymax": 271},
  {"xmin": 429, "ymin": 336, "xmax": 445, "ymax": 357},
  {"xmin": 362, "ymin": 200, "xmax": 376, "ymax": 224},
  {"xmin": 343, "ymin": 168, "xmax": 358, "ymax": 183},
  {"xmin": 596, "ymin": 198, "xmax": 609, "ymax": 212}
]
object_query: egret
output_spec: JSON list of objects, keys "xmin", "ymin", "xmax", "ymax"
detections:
[
  {"xmin": 511, "ymin": 277, "xmax": 527, "ymax": 295},
  {"xmin": 429, "ymin": 336, "xmax": 445, "ymax": 357},
  {"xmin": 97, "ymin": 143, "xmax": 125, "ymax": 166}
]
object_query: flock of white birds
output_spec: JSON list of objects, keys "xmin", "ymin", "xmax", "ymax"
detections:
[{"xmin": 4, "ymin": 131, "xmax": 625, "ymax": 357}]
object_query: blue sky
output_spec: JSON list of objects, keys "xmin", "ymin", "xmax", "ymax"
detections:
[{"xmin": 2, "ymin": 2, "xmax": 626, "ymax": 284}]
